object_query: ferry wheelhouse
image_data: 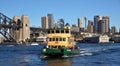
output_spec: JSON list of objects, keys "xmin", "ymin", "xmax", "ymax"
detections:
[{"xmin": 42, "ymin": 27, "xmax": 80, "ymax": 58}]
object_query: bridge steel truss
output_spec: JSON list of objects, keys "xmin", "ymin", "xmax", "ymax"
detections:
[{"xmin": 0, "ymin": 12, "xmax": 21, "ymax": 42}]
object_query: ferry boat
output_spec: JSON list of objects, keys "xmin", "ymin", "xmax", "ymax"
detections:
[{"xmin": 41, "ymin": 27, "xmax": 80, "ymax": 58}]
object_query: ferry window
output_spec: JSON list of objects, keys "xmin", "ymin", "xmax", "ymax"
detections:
[
  {"xmin": 63, "ymin": 38, "xmax": 66, "ymax": 41},
  {"xmin": 56, "ymin": 30, "xmax": 60, "ymax": 33},
  {"xmin": 47, "ymin": 30, "xmax": 50, "ymax": 34},
  {"xmin": 53, "ymin": 38, "xmax": 55, "ymax": 41},
  {"xmin": 61, "ymin": 30, "xmax": 64, "ymax": 33},
  {"xmin": 56, "ymin": 38, "xmax": 58, "ymax": 41},
  {"xmin": 49, "ymin": 38, "xmax": 52, "ymax": 41},
  {"xmin": 59, "ymin": 38, "xmax": 62, "ymax": 41},
  {"xmin": 52, "ymin": 30, "xmax": 54, "ymax": 33},
  {"xmin": 65, "ymin": 30, "xmax": 69, "ymax": 33}
]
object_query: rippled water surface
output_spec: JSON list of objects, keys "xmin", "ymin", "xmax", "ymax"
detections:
[{"xmin": 0, "ymin": 43, "xmax": 120, "ymax": 66}]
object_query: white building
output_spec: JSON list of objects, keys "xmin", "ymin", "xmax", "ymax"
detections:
[
  {"xmin": 84, "ymin": 35, "xmax": 110, "ymax": 43},
  {"xmin": 99, "ymin": 35, "xmax": 109, "ymax": 43}
]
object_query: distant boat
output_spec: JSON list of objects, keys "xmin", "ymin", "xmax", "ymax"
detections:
[
  {"xmin": 36, "ymin": 35, "xmax": 47, "ymax": 42},
  {"xmin": 31, "ymin": 43, "xmax": 39, "ymax": 45}
]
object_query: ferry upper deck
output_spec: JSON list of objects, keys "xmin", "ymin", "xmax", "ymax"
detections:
[{"xmin": 47, "ymin": 28, "xmax": 71, "ymax": 37}]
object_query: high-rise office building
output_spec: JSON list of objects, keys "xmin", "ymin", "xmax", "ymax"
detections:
[
  {"xmin": 94, "ymin": 15, "xmax": 101, "ymax": 33},
  {"xmin": 78, "ymin": 18, "xmax": 85, "ymax": 32},
  {"xmin": 41, "ymin": 16, "xmax": 48, "ymax": 29},
  {"xmin": 84, "ymin": 17, "xmax": 87, "ymax": 32},
  {"xmin": 94, "ymin": 15, "xmax": 110, "ymax": 34},
  {"xmin": 97, "ymin": 20, "xmax": 105, "ymax": 34},
  {"xmin": 87, "ymin": 20, "xmax": 93, "ymax": 33},
  {"xmin": 78, "ymin": 18, "xmax": 83, "ymax": 28},
  {"xmin": 57, "ymin": 19, "xmax": 64, "ymax": 28},
  {"xmin": 47, "ymin": 13, "xmax": 54, "ymax": 29},
  {"xmin": 111, "ymin": 26, "xmax": 117, "ymax": 34},
  {"xmin": 21, "ymin": 15, "xmax": 30, "ymax": 41},
  {"xmin": 102, "ymin": 16, "xmax": 110, "ymax": 33}
]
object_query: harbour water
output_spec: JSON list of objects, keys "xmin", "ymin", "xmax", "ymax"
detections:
[{"xmin": 0, "ymin": 43, "xmax": 120, "ymax": 66}]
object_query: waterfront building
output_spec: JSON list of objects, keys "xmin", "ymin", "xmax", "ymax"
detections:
[
  {"xmin": 47, "ymin": 13, "xmax": 54, "ymax": 29},
  {"xmin": 111, "ymin": 26, "xmax": 118, "ymax": 34},
  {"xmin": 87, "ymin": 20, "xmax": 93, "ymax": 33},
  {"xmin": 110, "ymin": 35, "xmax": 120, "ymax": 43},
  {"xmin": 41, "ymin": 16, "xmax": 49, "ymax": 29},
  {"xmin": 99, "ymin": 35, "xmax": 110, "ymax": 43},
  {"xmin": 84, "ymin": 35, "xmax": 110, "ymax": 43}
]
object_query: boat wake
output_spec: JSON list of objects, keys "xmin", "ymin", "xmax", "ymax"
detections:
[
  {"xmin": 80, "ymin": 49, "xmax": 93, "ymax": 56},
  {"xmin": 79, "ymin": 44, "xmax": 120, "ymax": 56}
]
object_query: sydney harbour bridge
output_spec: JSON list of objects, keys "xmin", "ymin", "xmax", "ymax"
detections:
[
  {"xmin": 0, "ymin": 12, "xmax": 21, "ymax": 42},
  {"xmin": 0, "ymin": 12, "xmax": 45, "ymax": 43}
]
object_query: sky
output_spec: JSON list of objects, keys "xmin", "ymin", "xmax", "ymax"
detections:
[{"xmin": 0, "ymin": 0, "xmax": 120, "ymax": 29}]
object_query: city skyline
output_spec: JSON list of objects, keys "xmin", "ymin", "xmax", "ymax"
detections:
[{"xmin": 0, "ymin": 0, "xmax": 120, "ymax": 28}]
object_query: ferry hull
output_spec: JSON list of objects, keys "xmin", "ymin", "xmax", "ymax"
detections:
[{"xmin": 42, "ymin": 48, "xmax": 80, "ymax": 58}]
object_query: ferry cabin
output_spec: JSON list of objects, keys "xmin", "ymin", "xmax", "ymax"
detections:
[{"xmin": 47, "ymin": 28, "xmax": 75, "ymax": 48}]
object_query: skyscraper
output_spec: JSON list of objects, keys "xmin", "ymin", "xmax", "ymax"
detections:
[
  {"xmin": 111, "ymin": 26, "xmax": 117, "ymax": 34},
  {"xmin": 78, "ymin": 18, "xmax": 83, "ymax": 28},
  {"xmin": 41, "ymin": 16, "xmax": 48, "ymax": 29},
  {"xmin": 102, "ymin": 16, "xmax": 110, "ymax": 33},
  {"xmin": 97, "ymin": 20, "xmax": 105, "ymax": 34},
  {"xmin": 84, "ymin": 17, "xmax": 87, "ymax": 31},
  {"xmin": 87, "ymin": 20, "xmax": 93, "ymax": 33},
  {"xmin": 94, "ymin": 15, "xmax": 110, "ymax": 34},
  {"xmin": 57, "ymin": 19, "xmax": 64, "ymax": 28},
  {"xmin": 94, "ymin": 15, "xmax": 101, "ymax": 33},
  {"xmin": 47, "ymin": 13, "xmax": 54, "ymax": 29}
]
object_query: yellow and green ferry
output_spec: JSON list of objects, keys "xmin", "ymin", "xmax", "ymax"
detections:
[{"xmin": 41, "ymin": 27, "xmax": 80, "ymax": 58}]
